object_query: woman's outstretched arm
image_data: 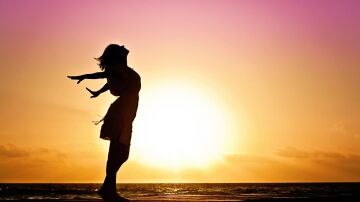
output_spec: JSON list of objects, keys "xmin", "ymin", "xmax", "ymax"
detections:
[
  {"xmin": 67, "ymin": 72, "xmax": 107, "ymax": 84},
  {"xmin": 86, "ymin": 83, "xmax": 109, "ymax": 98}
]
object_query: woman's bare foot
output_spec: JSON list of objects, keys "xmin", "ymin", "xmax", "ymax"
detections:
[
  {"xmin": 98, "ymin": 188, "xmax": 129, "ymax": 202},
  {"xmin": 98, "ymin": 187, "xmax": 117, "ymax": 202},
  {"xmin": 114, "ymin": 194, "xmax": 130, "ymax": 202}
]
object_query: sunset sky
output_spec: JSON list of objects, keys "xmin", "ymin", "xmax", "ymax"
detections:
[{"xmin": 0, "ymin": 0, "xmax": 359, "ymax": 182}]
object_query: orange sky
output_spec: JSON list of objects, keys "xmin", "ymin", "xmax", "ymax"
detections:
[{"xmin": 0, "ymin": 0, "xmax": 359, "ymax": 182}]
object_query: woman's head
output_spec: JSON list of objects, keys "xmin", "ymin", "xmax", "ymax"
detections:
[{"xmin": 96, "ymin": 44, "xmax": 129, "ymax": 70}]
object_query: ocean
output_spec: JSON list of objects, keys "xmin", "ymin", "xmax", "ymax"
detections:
[{"xmin": 1, "ymin": 183, "xmax": 360, "ymax": 201}]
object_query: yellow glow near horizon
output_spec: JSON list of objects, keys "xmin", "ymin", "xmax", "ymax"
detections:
[{"xmin": 133, "ymin": 82, "xmax": 229, "ymax": 169}]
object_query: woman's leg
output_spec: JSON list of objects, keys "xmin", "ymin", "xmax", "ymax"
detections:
[{"xmin": 101, "ymin": 140, "xmax": 130, "ymax": 193}]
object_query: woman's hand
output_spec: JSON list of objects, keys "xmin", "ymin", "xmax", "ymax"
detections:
[
  {"xmin": 67, "ymin": 75, "xmax": 85, "ymax": 84},
  {"xmin": 86, "ymin": 87, "xmax": 100, "ymax": 98}
]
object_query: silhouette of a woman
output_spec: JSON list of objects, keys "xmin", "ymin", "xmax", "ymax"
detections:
[{"xmin": 68, "ymin": 44, "xmax": 141, "ymax": 202}]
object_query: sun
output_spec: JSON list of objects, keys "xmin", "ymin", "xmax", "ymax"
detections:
[{"xmin": 132, "ymin": 82, "xmax": 230, "ymax": 169}]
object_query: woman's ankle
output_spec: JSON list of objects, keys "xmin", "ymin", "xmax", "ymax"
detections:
[{"xmin": 99, "ymin": 185, "xmax": 116, "ymax": 193}]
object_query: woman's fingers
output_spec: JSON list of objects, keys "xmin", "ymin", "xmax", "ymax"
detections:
[
  {"xmin": 68, "ymin": 76, "xmax": 83, "ymax": 84},
  {"xmin": 87, "ymin": 88, "xmax": 95, "ymax": 98},
  {"xmin": 86, "ymin": 87, "xmax": 93, "ymax": 93}
]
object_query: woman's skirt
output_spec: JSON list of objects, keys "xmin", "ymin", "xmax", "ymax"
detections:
[
  {"xmin": 100, "ymin": 98, "xmax": 124, "ymax": 141},
  {"xmin": 100, "ymin": 94, "xmax": 138, "ymax": 145}
]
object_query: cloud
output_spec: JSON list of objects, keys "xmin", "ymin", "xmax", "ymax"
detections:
[
  {"xmin": 0, "ymin": 144, "xmax": 76, "ymax": 182},
  {"xmin": 0, "ymin": 144, "xmax": 68, "ymax": 161},
  {"xmin": 328, "ymin": 121, "xmax": 360, "ymax": 139},
  {"xmin": 0, "ymin": 144, "xmax": 29, "ymax": 158},
  {"xmin": 276, "ymin": 147, "xmax": 310, "ymax": 159},
  {"xmin": 276, "ymin": 147, "xmax": 359, "ymax": 161},
  {"xmin": 276, "ymin": 147, "xmax": 360, "ymax": 181},
  {"xmin": 37, "ymin": 147, "xmax": 68, "ymax": 162},
  {"xmin": 329, "ymin": 122, "xmax": 347, "ymax": 134},
  {"xmin": 1, "ymin": 143, "xmax": 360, "ymax": 182},
  {"xmin": 119, "ymin": 154, "xmax": 285, "ymax": 183}
]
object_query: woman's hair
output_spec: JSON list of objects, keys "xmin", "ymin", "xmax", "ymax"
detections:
[{"xmin": 95, "ymin": 44, "xmax": 129, "ymax": 71}]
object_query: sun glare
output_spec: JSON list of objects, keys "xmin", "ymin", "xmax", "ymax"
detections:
[{"xmin": 133, "ymin": 82, "xmax": 229, "ymax": 169}]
